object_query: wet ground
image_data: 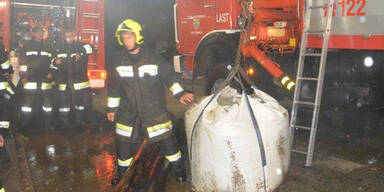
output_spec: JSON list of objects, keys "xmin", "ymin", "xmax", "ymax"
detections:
[
  {"xmin": 277, "ymin": 130, "xmax": 384, "ymax": 192},
  {"xmin": 24, "ymin": 128, "xmax": 115, "ymax": 192},
  {"xmin": 2, "ymin": 79, "xmax": 384, "ymax": 191}
]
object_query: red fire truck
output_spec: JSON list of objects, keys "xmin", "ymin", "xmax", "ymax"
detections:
[
  {"xmin": 174, "ymin": 0, "xmax": 384, "ymax": 111},
  {"xmin": 0, "ymin": 0, "xmax": 106, "ymax": 89}
]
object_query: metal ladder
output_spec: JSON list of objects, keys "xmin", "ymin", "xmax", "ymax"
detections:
[{"xmin": 289, "ymin": 0, "xmax": 335, "ymax": 167}]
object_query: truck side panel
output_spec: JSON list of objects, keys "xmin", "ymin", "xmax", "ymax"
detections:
[
  {"xmin": 176, "ymin": 0, "xmax": 241, "ymax": 54},
  {"xmin": 176, "ymin": 0, "xmax": 240, "ymax": 73},
  {"xmin": 176, "ymin": 0, "xmax": 216, "ymax": 55},
  {"xmin": 0, "ymin": 0, "xmax": 10, "ymax": 50},
  {"xmin": 308, "ymin": 0, "xmax": 384, "ymax": 50},
  {"xmin": 76, "ymin": 0, "xmax": 106, "ymax": 88}
]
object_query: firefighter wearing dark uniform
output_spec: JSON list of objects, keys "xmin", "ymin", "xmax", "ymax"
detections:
[
  {"xmin": 55, "ymin": 29, "xmax": 94, "ymax": 128},
  {"xmin": 0, "ymin": 131, "xmax": 7, "ymax": 192},
  {"xmin": 0, "ymin": 42, "xmax": 13, "ymax": 192},
  {"xmin": 107, "ymin": 19, "xmax": 194, "ymax": 184},
  {"xmin": 18, "ymin": 26, "xmax": 56, "ymax": 131}
]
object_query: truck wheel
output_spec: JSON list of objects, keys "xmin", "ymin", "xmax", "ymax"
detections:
[{"xmin": 205, "ymin": 64, "xmax": 229, "ymax": 95}]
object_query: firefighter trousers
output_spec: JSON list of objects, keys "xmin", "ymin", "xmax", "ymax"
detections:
[
  {"xmin": 0, "ymin": 98, "xmax": 10, "ymax": 168},
  {"xmin": 19, "ymin": 88, "xmax": 54, "ymax": 132},
  {"xmin": 116, "ymin": 135, "xmax": 184, "ymax": 178},
  {"xmin": 58, "ymin": 85, "xmax": 92, "ymax": 127},
  {"xmin": 0, "ymin": 100, "xmax": 11, "ymax": 133},
  {"xmin": 73, "ymin": 87, "xmax": 92, "ymax": 125},
  {"xmin": 0, "ymin": 141, "xmax": 9, "ymax": 192},
  {"xmin": 57, "ymin": 85, "xmax": 71, "ymax": 126}
]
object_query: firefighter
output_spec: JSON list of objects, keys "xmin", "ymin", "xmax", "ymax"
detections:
[
  {"xmin": 0, "ymin": 96, "xmax": 10, "ymax": 192},
  {"xmin": 54, "ymin": 28, "xmax": 94, "ymax": 129},
  {"xmin": 107, "ymin": 19, "xmax": 194, "ymax": 184},
  {"xmin": 18, "ymin": 26, "xmax": 57, "ymax": 132},
  {"xmin": 0, "ymin": 41, "xmax": 13, "ymax": 192}
]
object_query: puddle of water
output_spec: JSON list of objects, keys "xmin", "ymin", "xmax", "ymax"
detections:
[
  {"xmin": 24, "ymin": 128, "xmax": 115, "ymax": 192},
  {"xmin": 21, "ymin": 120, "xmax": 190, "ymax": 191}
]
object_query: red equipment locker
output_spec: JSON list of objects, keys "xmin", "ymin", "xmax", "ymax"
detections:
[
  {"xmin": 76, "ymin": 0, "xmax": 106, "ymax": 89},
  {"xmin": 0, "ymin": 0, "xmax": 10, "ymax": 50}
]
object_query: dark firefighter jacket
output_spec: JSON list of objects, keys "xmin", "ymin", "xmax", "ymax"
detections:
[
  {"xmin": 0, "ymin": 43, "xmax": 12, "ymax": 167},
  {"xmin": 18, "ymin": 40, "xmax": 56, "ymax": 91},
  {"xmin": 55, "ymin": 42, "xmax": 94, "ymax": 91},
  {"xmin": 0, "ymin": 43, "xmax": 13, "ymax": 78},
  {"xmin": 0, "ymin": 42, "xmax": 15, "ymax": 105},
  {"xmin": 0, "ymin": 42, "xmax": 13, "ymax": 138},
  {"xmin": 107, "ymin": 46, "xmax": 185, "ymax": 143}
]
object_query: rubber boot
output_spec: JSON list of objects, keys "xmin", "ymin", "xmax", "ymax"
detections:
[
  {"xmin": 19, "ymin": 111, "xmax": 32, "ymax": 135},
  {"xmin": 43, "ymin": 112, "xmax": 55, "ymax": 131},
  {"xmin": 0, "ymin": 147, "xmax": 9, "ymax": 167},
  {"xmin": 74, "ymin": 110, "xmax": 86, "ymax": 130},
  {"xmin": 59, "ymin": 112, "xmax": 71, "ymax": 129},
  {"xmin": 172, "ymin": 160, "xmax": 187, "ymax": 182},
  {"xmin": 111, "ymin": 165, "xmax": 128, "ymax": 186}
]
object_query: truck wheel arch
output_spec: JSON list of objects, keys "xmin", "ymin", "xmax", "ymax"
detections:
[{"xmin": 193, "ymin": 30, "xmax": 240, "ymax": 78}]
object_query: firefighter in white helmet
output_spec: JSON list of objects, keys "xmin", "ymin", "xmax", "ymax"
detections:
[{"xmin": 107, "ymin": 19, "xmax": 193, "ymax": 184}]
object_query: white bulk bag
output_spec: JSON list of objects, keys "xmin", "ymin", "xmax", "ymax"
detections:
[{"xmin": 185, "ymin": 87, "xmax": 290, "ymax": 192}]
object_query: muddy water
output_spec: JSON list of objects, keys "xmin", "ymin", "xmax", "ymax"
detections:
[
  {"xmin": 22, "ymin": 124, "xmax": 190, "ymax": 192},
  {"xmin": 24, "ymin": 128, "xmax": 116, "ymax": 192}
]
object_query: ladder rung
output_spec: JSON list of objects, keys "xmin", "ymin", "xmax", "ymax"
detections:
[
  {"xmin": 290, "ymin": 0, "xmax": 334, "ymax": 167},
  {"xmin": 303, "ymin": 53, "xmax": 322, "ymax": 57},
  {"xmin": 297, "ymin": 77, "xmax": 318, "ymax": 81},
  {"xmin": 306, "ymin": 30, "xmax": 324, "ymax": 34},
  {"xmin": 294, "ymin": 101, "xmax": 317, "ymax": 106},
  {"xmin": 292, "ymin": 149, "xmax": 308, "ymax": 155},
  {"xmin": 293, "ymin": 125, "xmax": 312, "ymax": 130},
  {"xmin": 309, "ymin": 5, "xmax": 326, "ymax": 9}
]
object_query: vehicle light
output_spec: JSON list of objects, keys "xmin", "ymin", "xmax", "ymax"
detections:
[
  {"xmin": 88, "ymin": 70, "xmax": 107, "ymax": 79},
  {"xmin": 246, "ymin": 66, "xmax": 256, "ymax": 76},
  {"xmin": 364, "ymin": 56, "xmax": 373, "ymax": 67},
  {"xmin": 101, "ymin": 71, "xmax": 106, "ymax": 79}
]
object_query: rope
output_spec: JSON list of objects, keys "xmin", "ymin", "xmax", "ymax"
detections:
[{"xmin": 244, "ymin": 92, "xmax": 268, "ymax": 192}]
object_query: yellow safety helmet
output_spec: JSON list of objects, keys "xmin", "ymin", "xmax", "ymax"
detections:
[{"xmin": 115, "ymin": 19, "xmax": 144, "ymax": 46}]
